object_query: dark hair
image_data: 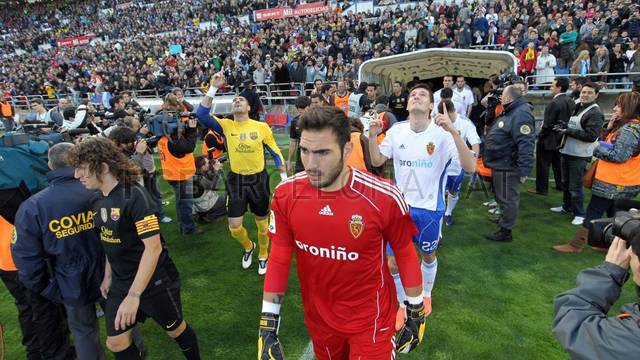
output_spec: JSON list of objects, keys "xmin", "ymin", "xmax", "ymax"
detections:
[
  {"xmin": 349, "ymin": 117, "xmax": 364, "ymax": 132},
  {"xmin": 441, "ymin": 87, "xmax": 454, "ymax": 99},
  {"xmin": 582, "ymin": 81, "xmax": 600, "ymax": 94},
  {"xmin": 299, "ymin": 106, "xmax": 351, "ymax": 151},
  {"xmin": 310, "ymin": 93, "xmax": 327, "ymax": 104},
  {"xmin": 108, "ymin": 126, "xmax": 137, "ymax": 146},
  {"xmin": 443, "ymin": 75, "xmax": 454, "ymax": 81},
  {"xmin": 437, "ymin": 99, "xmax": 456, "ymax": 114},
  {"xmin": 571, "ymin": 76, "xmax": 588, "ymax": 86},
  {"xmin": 109, "ymin": 95, "xmax": 123, "ymax": 108},
  {"xmin": 68, "ymin": 137, "xmax": 141, "ymax": 184},
  {"xmin": 32, "ymin": 98, "xmax": 44, "ymax": 106},
  {"xmin": 393, "ymin": 81, "xmax": 403, "ymax": 87},
  {"xmin": 295, "ymin": 96, "xmax": 312, "ymax": 110},
  {"xmin": 366, "ymin": 83, "xmax": 377, "ymax": 89},
  {"xmin": 409, "ymin": 83, "xmax": 434, "ymax": 103},
  {"xmin": 194, "ymin": 155, "xmax": 207, "ymax": 170},
  {"xmin": 321, "ymin": 84, "xmax": 332, "ymax": 93},
  {"xmin": 554, "ymin": 77, "xmax": 570, "ymax": 92},
  {"xmin": 62, "ymin": 105, "xmax": 75, "ymax": 120}
]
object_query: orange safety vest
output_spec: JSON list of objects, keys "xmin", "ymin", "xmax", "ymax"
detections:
[
  {"xmin": 201, "ymin": 130, "xmax": 225, "ymax": 159},
  {"xmin": 476, "ymin": 157, "xmax": 493, "ymax": 178},
  {"xmin": 0, "ymin": 216, "xmax": 16, "ymax": 271},
  {"xmin": 346, "ymin": 132, "xmax": 367, "ymax": 171},
  {"xmin": 158, "ymin": 136, "xmax": 196, "ymax": 181},
  {"xmin": 334, "ymin": 92, "xmax": 350, "ymax": 115},
  {"xmin": 1, "ymin": 101, "xmax": 13, "ymax": 118},
  {"xmin": 595, "ymin": 123, "xmax": 640, "ymax": 186}
]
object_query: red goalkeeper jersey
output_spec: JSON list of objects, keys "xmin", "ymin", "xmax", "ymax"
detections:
[{"xmin": 265, "ymin": 168, "xmax": 421, "ymax": 337}]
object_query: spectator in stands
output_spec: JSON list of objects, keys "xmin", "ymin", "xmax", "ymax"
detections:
[
  {"xmin": 520, "ymin": 42, "xmax": 538, "ymax": 82},
  {"xmin": 559, "ymin": 23, "xmax": 579, "ymax": 69},
  {"xmin": 239, "ymin": 80, "xmax": 263, "ymax": 121},
  {"xmin": 388, "ymin": 81, "xmax": 408, "ymax": 122},
  {"xmin": 609, "ymin": 43, "xmax": 631, "ymax": 88},
  {"xmin": 572, "ymin": 50, "xmax": 592, "ymax": 77},
  {"xmin": 536, "ymin": 46, "xmax": 557, "ymax": 84},
  {"xmin": 591, "ymin": 46, "xmax": 610, "ymax": 83}
]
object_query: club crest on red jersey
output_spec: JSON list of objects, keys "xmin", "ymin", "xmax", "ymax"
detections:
[
  {"xmin": 349, "ymin": 214, "xmax": 364, "ymax": 239},
  {"xmin": 426, "ymin": 142, "xmax": 435, "ymax": 155},
  {"xmin": 111, "ymin": 208, "xmax": 120, "ymax": 221}
]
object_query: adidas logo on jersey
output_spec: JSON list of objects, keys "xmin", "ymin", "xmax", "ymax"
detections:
[{"xmin": 319, "ymin": 205, "xmax": 334, "ymax": 216}]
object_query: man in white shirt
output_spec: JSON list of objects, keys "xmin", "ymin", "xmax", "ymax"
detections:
[
  {"xmin": 368, "ymin": 84, "xmax": 476, "ymax": 325},
  {"xmin": 436, "ymin": 100, "xmax": 481, "ymax": 226},
  {"xmin": 453, "ymin": 76, "xmax": 474, "ymax": 117}
]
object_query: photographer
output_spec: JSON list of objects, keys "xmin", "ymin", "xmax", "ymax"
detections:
[
  {"xmin": 192, "ymin": 155, "xmax": 226, "ymax": 223},
  {"xmin": 552, "ymin": 235, "xmax": 640, "ymax": 359},
  {"xmin": 109, "ymin": 95, "xmax": 135, "ymax": 121},
  {"xmin": 156, "ymin": 93, "xmax": 199, "ymax": 235},
  {"xmin": 554, "ymin": 92, "xmax": 640, "ymax": 253}
]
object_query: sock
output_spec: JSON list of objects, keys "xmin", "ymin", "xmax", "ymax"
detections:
[
  {"xmin": 114, "ymin": 343, "xmax": 142, "ymax": 360},
  {"xmin": 174, "ymin": 324, "xmax": 200, "ymax": 360},
  {"xmin": 255, "ymin": 218, "xmax": 270, "ymax": 259},
  {"xmin": 422, "ymin": 259, "xmax": 438, "ymax": 297},
  {"xmin": 445, "ymin": 192, "xmax": 459, "ymax": 216},
  {"xmin": 229, "ymin": 225, "xmax": 253, "ymax": 250},
  {"xmin": 392, "ymin": 273, "xmax": 407, "ymax": 306}
]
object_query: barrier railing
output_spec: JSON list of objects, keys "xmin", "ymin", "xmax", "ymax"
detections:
[
  {"xmin": 525, "ymin": 72, "xmax": 639, "ymax": 93},
  {"xmin": 469, "ymin": 44, "xmax": 505, "ymax": 50}
]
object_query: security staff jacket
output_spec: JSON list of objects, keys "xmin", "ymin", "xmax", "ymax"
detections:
[
  {"xmin": 552, "ymin": 262, "xmax": 640, "ymax": 360},
  {"xmin": 483, "ymin": 97, "xmax": 536, "ymax": 177},
  {"xmin": 11, "ymin": 167, "xmax": 104, "ymax": 306}
]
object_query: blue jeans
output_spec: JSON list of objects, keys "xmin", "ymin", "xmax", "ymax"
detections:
[
  {"xmin": 144, "ymin": 172, "xmax": 166, "ymax": 219},
  {"xmin": 561, "ymin": 155, "xmax": 589, "ymax": 217},
  {"xmin": 168, "ymin": 178, "xmax": 196, "ymax": 233}
]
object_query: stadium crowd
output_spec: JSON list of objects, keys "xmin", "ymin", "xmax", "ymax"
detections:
[{"xmin": 1, "ymin": 0, "xmax": 639, "ymax": 101}]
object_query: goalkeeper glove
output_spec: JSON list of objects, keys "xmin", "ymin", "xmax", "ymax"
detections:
[
  {"xmin": 395, "ymin": 301, "xmax": 426, "ymax": 354},
  {"xmin": 258, "ymin": 313, "xmax": 284, "ymax": 360}
]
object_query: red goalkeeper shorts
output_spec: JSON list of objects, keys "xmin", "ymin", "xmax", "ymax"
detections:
[{"xmin": 308, "ymin": 323, "xmax": 396, "ymax": 360}]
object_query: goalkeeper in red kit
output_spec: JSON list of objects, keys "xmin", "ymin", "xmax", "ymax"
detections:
[{"xmin": 258, "ymin": 106, "xmax": 426, "ymax": 359}]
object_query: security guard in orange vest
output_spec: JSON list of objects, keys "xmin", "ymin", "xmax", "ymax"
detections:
[
  {"xmin": 1, "ymin": 94, "xmax": 15, "ymax": 132},
  {"xmin": 345, "ymin": 117, "xmax": 373, "ymax": 172},
  {"xmin": 156, "ymin": 94, "xmax": 199, "ymax": 235},
  {"xmin": 0, "ymin": 216, "xmax": 42, "ymax": 359},
  {"xmin": 331, "ymin": 80, "xmax": 351, "ymax": 115}
]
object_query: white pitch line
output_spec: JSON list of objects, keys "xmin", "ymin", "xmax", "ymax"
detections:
[{"xmin": 298, "ymin": 340, "xmax": 314, "ymax": 360}]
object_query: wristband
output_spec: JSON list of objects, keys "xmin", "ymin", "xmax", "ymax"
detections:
[
  {"xmin": 406, "ymin": 295, "xmax": 423, "ymax": 306},
  {"xmin": 128, "ymin": 290, "xmax": 141, "ymax": 299},
  {"xmin": 280, "ymin": 172, "xmax": 288, "ymax": 181},
  {"xmin": 262, "ymin": 300, "xmax": 282, "ymax": 315},
  {"xmin": 206, "ymin": 86, "xmax": 218, "ymax": 98}
]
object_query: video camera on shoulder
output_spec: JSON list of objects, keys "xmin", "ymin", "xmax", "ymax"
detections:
[{"xmin": 588, "ymin": 199, "xmax": 640, "ymax": 248}]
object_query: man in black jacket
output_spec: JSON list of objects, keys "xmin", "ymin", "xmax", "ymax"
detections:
[
  {"xmin": 551, "ymin": 82, "xmax": 604, "ymax": 228},
  {"xmin": 483, "ymin": 85, "xmax": 536, "ymax": 242},
  {"xmin": 13, "ymin": 143, "xmax": 105, "ymax": 359},
  {"xmin": 530, "ymin": 77, "xmax": 574, "ymax": 195}
]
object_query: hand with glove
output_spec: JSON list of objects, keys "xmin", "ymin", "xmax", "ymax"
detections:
[
  {"xmin": 395, "ymin": 301, "xmax": 426, "ymax": 354},
  {"xmin": 258, "ymin": 313, "xmax": 285, "ymax": 360}
]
